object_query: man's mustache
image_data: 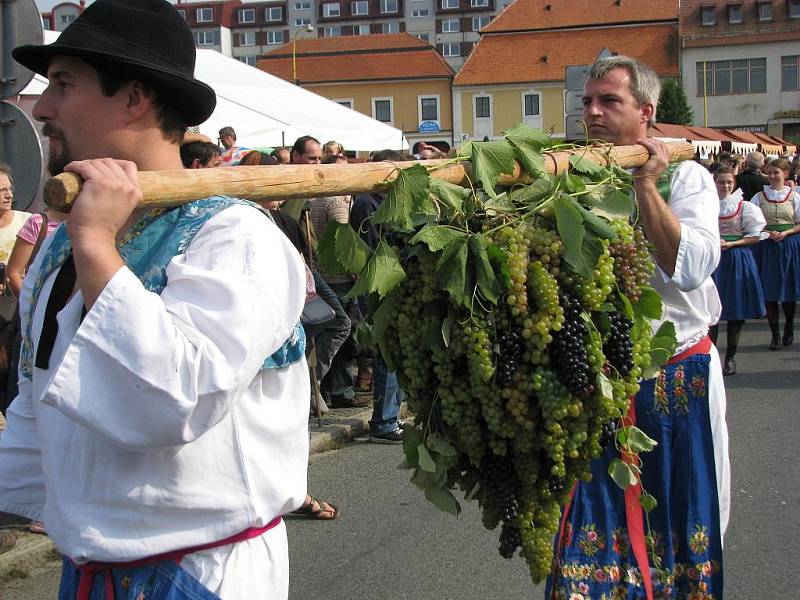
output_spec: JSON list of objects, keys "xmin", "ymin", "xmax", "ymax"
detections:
[{"xmin": 41, "ymin": 124, "xmax": 64, "ymax": 139}]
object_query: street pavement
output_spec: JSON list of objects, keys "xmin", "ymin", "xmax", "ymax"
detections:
[{"xmin": 1, "ymin": 319, "xmax": 797, "ymax": 599}]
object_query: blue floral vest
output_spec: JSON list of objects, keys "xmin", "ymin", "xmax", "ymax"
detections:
[{"xmin": 20, "ymin": 196, "xmax": 305, "ymax": 379}]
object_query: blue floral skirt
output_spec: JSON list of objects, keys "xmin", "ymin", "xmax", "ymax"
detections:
[
  {"xmin": 712, "ymin": 245, "xmax": 765, "ymax": 320},
  {"xmin": 752, "ymin": 235, "xmax": 800, "ymax": 302},
  {"xmin": 547, "ymin": 354, "xmax": 723, "ymax": 599}
]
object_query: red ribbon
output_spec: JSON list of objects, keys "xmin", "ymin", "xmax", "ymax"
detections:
[{"xmin": 75, "ymin": 517, "xmax": 282, "ymax": 600}]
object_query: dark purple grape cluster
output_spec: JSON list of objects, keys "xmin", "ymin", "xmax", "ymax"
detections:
[
  {"xmin": 604, "ymin": 311, "xmax": 634, "ymax": 376},
  {"xmin": 549, "ymin": 292, "xmax": 591, "ymax": 397},
  {"xmin": 497, "ymin": 329, "xmax": 524, "ymax": 384},
  {"xmin": 499, "ymin": 523, "xmax": 522, "ymax": 559},
  {"xmin": 479, "ymin": 454, "xmax": 519, "ymax": 524}
]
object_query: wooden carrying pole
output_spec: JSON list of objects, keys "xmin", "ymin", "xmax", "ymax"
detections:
[{"xmin": 43, "ymin": 142, "xmax": 695, "ymax": 212}]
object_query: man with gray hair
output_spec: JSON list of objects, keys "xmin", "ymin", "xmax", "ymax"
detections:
[
  {"xmin": 549, "ymin": 55, "xmax": 728, "ymax": 599},
  {"xmin": 737, "ymin": 150, "xmax": 769, "ymax": 200}
]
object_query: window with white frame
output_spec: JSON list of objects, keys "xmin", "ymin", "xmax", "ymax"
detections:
[
  {"xmin": 323, "ymin": 3, "xmax": 341, "ymax": 17},
  {"xmin": 335, "ymin": 99, "xmax": 354, "ymax": 109},
  {"xmin": 373, "ymin": 98, "xmax": 393, "ymax": 123},
  {"xmin": 472, "ymin": 16, "xmax": 489, "ymax": 30},
  {"xmin": 196, "ymin": 7, "xmax": 213, "ymax": 22},
  {"xmin": 441, "ymin": 42, "xmax": 460, "ymax": 57},
  {"xmin": 728, "ymin": 4, "xmax": 742, "ymax": 23},
  {"xmin": 791, "ymin": 0, "xmax": 800, "ymax": 17},
  {"xmin": 61, "ymin": 13, "xmax": 76, "ymax": 24},
  {"xmin": 381, "ymin": 0, "xmax": 399, "ymax": 13},
  {"xmin": 696, "ymin": 58, "xmax": 767, "ymax": 95},
  {"xmin": 381, "ymin": 21, "xmax": 400, "ymax": 32},
  {"xmin": 782, "ymin": 55, "xmax": 799, "ymax": 90},
  {"xmin": 295, "ymin": 17, "xmax": 311, "ymax": 25},
  {"xmin": 239, "ymin": 56, "xmax": 258, "ymax": 66},
  {"xmin": 267, "ymin": 30, "xmax": 285, "ymax": 44},
  {"xmin": 523, "ymin": 93, "xmax": 540, "ymax": 116},
  {"xmin": 471, "ymin": 0, "xmax": 488, "ymax": 6},
  {"xmin": 757, "ymin": 1, "xmax": 772, "ymax": 20},
  {"xmin": 419, "ymin": 96, "xmax": 439, "ymax": 122},
  {"xmin": 42, "ymin": 16, "xmax": 52, "ymax": 28},
  {"xmin": 442, "ymin": 0, "xmax": 458, "ymax": 8},
  {"xmin": 196, "ymin": 31, "xmax": 218, "ymax": 45},
  {"xmin": 239, "ymin": 8, "xmax": 255, "ymax": 23},
  {"xmin": 266, "ymin": 6, "xmax": 283, "ymax": 21},
  {"xmin": 475, "ymin": 95, "xmax": 491, "ymax": 118},
  {"xmin": 351, "ymin": 1, "xmax": 368, "ymax": 15},
  {"xmin": 295, "ymin": 1, "xmax": 311, "ymax": 9},
  {"xmin": 701, "ymin": 6, "xmax": 715, "ymax": 25},
  {"xmin": 412, "ymin": 8, "xmax": 429, "ymax": 16},
  {"xmin": 442, "ymin": 18, "xmax": 459, "ymax": 32},
  {"xmin": 324, "ymin": 25, "xmax": 342, "ymax": 36},
  {"xmin": 237, "ymin": 31, "xmax": 256, "ymax": 46},
  {"xmin": 354, "ymin": 23, "xmax": 371, "ymax": 34}
]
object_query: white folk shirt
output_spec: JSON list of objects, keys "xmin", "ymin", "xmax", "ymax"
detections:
[
  {"xmin": 647, "ymin": 160, "xmax": 730, "ymax": 536},
  {"xmin": 0, "ymin": 205, "xmax": 310, "ymax": 598}
]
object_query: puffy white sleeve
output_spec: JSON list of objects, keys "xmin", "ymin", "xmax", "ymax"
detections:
[
  {"xmin": 660, "ymin": 161, "xmax": 720, "ymax": 292},
  {"xmin": 740, "ymin": 201, "xmax": 767, "ymax": 238},
  {"xmin": 793, "ymin": 192, "xmax": 800, "ymax": 223},
  {"xmin": 41, "ymin": 205, "xmax": 306, "ymax": 450}
]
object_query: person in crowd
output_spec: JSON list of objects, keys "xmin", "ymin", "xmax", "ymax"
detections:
[
  {"xmin": 548, "ymin": 56, "xmax": 727, "ymax": 598},
  {"xmin": 321, "ymin": 140, "xmax": 344, "ymax": 163},
  {"xmin": 239, "ymin": 150, "xmax": 279, "ymax": 166},
  {"xmin": 180, "ymin": 141, "xmax": 222, "ymax": 169},
  {"xmin": 271, "ymin": 146, "xmax": 291, "ymax": 165},
  {"xmin": 0, "ymin": 166, "xmax": 31, "ymax": 324},
  {"xmin": 7, "ymin": 209, "xmax": 68, "ymax": 298},
  {"xmin": 709, "ymin": 166, "xmax": 766, "ymax": 375},
  {"xmin": 737, "ymin": 151, "xmax": 769, "ymax": 200},
  {"xmin": 0, "ymin": 1, "xmax": 309, "ymax": 597},
  {"xmin": 717, "ymin": 151, "xmax": 741, "ymax": 175},
  {"xmin": 749, "ymin": 157, "xmax": 800, "ymax": 350},
  {"xmin": 322, "ymin": 153, "xmax": 348, "ymax": 165},
  {"xmin": 350, "ymin": 149, "xmax": 408, "ymax": 444},
  {"xmin": 218, "ymin": 125, "xmax": 251, "ymax": 166},
  {"xmin": 790, "ymin": 154, "xmax": 800, "ymax": 185}
]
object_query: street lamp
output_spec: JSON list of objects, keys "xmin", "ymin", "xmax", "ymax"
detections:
[{"xmin": 292, "ymin": 24, "xmax": 314, "ymax": 85}]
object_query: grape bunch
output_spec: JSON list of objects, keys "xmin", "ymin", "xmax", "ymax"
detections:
[
  {"xmin": 604, "ymin": 311, "xmax": 635, "ymax": 376},
  {"xmin": 608, "ymin": 221, "xmax": 654, "ymax": 303},
  {"xmin": 548, "ymin": 292, "xmax": 592, "ymax": 397}
]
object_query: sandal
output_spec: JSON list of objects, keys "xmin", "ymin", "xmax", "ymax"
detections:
[
  {"xmin": 0, "ymin": 532, "xmax": 17, "ymax": 555},
  {"xmin": 287, "ymin": 496, "xmax": 339, "ymax": 520}
]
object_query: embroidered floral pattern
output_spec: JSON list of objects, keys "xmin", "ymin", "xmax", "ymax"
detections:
[
  {"xmin": 672, "ymin": 365, "xmax": 689, "ymax": 414},
  {"xmin": 689, "ymin": 525, "xmax": 710, "ymax": 555},
  {"xmin": 611, "ymin": 528, "xmax": 629, "ymax": 558},
  {"xmin": 577, "ymin": 525, "xmax": 606, "ymax": 557},
  {"xmin": 691, "ymin": 375, "xmax": 706, "ymax": 397},
  {"xmin": 654, "ymin": 368, "xmax": 669, "ymax": 414}
]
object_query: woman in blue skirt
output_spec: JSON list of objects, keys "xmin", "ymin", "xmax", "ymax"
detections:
[
  {"xmin": 750, "ymin": 158, "xmax": 800, "ymax": 350},
  {"xmin": 709, "ymin": 167, "xmax": 766, "ymax": 375}
]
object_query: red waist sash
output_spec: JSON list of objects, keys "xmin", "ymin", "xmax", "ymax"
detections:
[{"xmin": 74, "ymin": 516, "xmax": 282, "ymax": 600}]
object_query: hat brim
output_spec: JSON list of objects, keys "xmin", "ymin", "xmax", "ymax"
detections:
[{"xmin": 13, "ymin": 43, "xmax": 217, "ymax": 126}]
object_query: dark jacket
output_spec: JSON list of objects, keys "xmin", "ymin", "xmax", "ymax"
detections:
[
  {"xmin": 736, "ymin": 169, "xmax": 769, "ymax": 202},
  {"xmin": 349, "ymin": 193, "xmax": 382, "ymax": 250}
]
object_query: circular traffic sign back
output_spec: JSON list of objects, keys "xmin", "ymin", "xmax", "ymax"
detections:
[
  {"xmin": 0, "ymin": 101, "xmax": 43, "ymax": 211},
  {"xmin": 0, "ymin": 0, "xmax": 44, "ymax": 98}
]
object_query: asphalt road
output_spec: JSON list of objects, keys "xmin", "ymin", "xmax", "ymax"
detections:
[{"xmin": 2, "ymin": 320, "xmax": 797, "ymax": 599}]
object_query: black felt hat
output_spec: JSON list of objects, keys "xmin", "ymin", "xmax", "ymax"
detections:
[{"xmin": 12, "ymin": 0, "xmax": 216, "ymax": 125}]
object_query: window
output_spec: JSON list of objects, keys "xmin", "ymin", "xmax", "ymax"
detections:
[
  {"xmin": 758, "ymin": 1, "xmax": 772, "ymax": 21},
  {"xmin": 415, "ymin": 32, "xmax": 430, "ymax": 42},
  {"xmin": 701, "ymin": 6, "xmax": 715, "ymax": 25},
  {"xmin": 411, "ymin": 8, "xmax": 429, "ymax": 16},
  {"xmin": 239, "ymin": 56, "xmax": 258, "ymax": 66},
  {"xmin": 237, "ymin": 31, "xmax": 256, "ymax": 46},
  {"xmin": 475, "ymin": 96, "xmax": 490, "ymax": 119},
  {"xmin": 441, "ymin": 42, "xmax": 460, "ymax": 57},
  {"xmin": 295, "ymin": 1, "xmax": 311, "ymax": 9},
  {"xmin": 419, "ymin": 96, "xmax": 439, "ymax": 121},
  {"xmin": 728, "ymin": 4, "xmax": 742, "ymax": 23},
  {"xmin": 295, "ymin": 17, "xmax": 311, "ymax": 25},
  {"xmin": 442, "ymin": 18, "xmax": 459, "ymax": 32},
  {"xmin": 354, "ymin": 24, "xmax": 371, "ymax": 34},
  {"xmin": 239, "ymin": 8, "xmax": 255, "ymax": 23},
  {"xmin": 267, "ymin": 30, "xmax": 285, "ymax": 44},
  {"xmin": 266, "ymin": 6, "xmax": 283, "ymax": 21},
  {"xmin": 351, "ymin": 1, "xmax": 368, "ymax": 14},
  {"xmin": 176, "ymin": 9, "xmax": 185, "ymax": 19},
  {"xmin": 696, "ymin": 58, "xmax": 767, "ymax": 96},
  {"xmin": 471, "ymin": 0, "xmax": 488, "ymax": 6},
  {"xmin": 324, "ymin": 26, "xmax": 342, "ymax": 36},
  {"xmin": 61, "ymin": 13, "xmax": 76, "ymax": 24},
  {"xmin": 381, "ymin": 0, "xmax": 399, "ymax": 13},
  {"xmin": 42, "ymin": 17, "xmax": 51, "ymax": 28},
  {"xmin": 196, "ymin": 7, "xmax": 213, "ymax": 22},
  {"xmin": 381, "ymin": 22, "xmax": 400, "ymax": 32},
  {"xmin": 523, "ymin": 93, "xmax": 540, "ymax": 116},
  {"xmin": 782, "ymin": 55, "xmax": 800, "ymax": 90},
  {"xmin": 335, "ymin": 99, "xmax": 354, "ymax": 109},
  {"xmin": 472, "ymin": 16, "xmax": 489, "ymax": 30},
  {"xmin": 373, "ymin": 98, "xmax": 393, "ymax": 123},
  {"xmin": 791, "ymin": 0, "xmax": 800, "ymax": 17},
  {"xmin": 323, "ymin": 3, "xmax": 341, "ymax": 17},
  {"xmin": 196, "ymin": 31, "xmax": 218, "ymax": 46},
  {"xmin": 442, "ymin": 0, "xmax": 459, "ymax": 8}
]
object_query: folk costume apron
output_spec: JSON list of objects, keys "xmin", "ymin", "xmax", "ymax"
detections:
[{"xmin": 752, "ymin": 186, "xmax": 800, "ymax": 302}]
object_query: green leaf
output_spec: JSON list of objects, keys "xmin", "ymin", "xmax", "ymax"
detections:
[
  {"xmin": 484, "ymin": 192, "xmax": 517, "ymax": 215},
  {"xmin": 372, "ymin": 289, "xmax": 400, "ymax": 340},
  {"xmin": 436, "ymin": 236, "xmax": 472, "ymax": 307},
  {"xmin": 378, "ymin": 337, "xmax": 398, "ymax": 372},
  {"xmin": 563, "ymin": 172, "xmax": 587, "ymax": 194},
  {"xmin": 373, "ymin": 164, "xmax": 430, "ymax": 230},
  {"xmin": 417, "ymin": 443, "xmax": 437, "ymax": 472},
  {"xmin": 347, "ymin": 239, "xmax": 406, "ymax": 299},
  {"xmin": 576, "ymin": 204, "xmax": 617, "ymax": 240},
  {"xmin": 582, "ymin": 234, "xmax": 604, "ymax": 275},
  {"xmin": 316, "ymin": 220, "xmax": 347, "ymax": 276},
  {"xmin": 620, "ymin": 425, "xmax": 658, "ymax": 453},
  {"xmin": 589, "ymin": 187, "xmax": 634, "ymax": 220},
  {"xmin": 428, "ymin": 432, "xmax": 458, "ymax": 457},
  {"xmin": 424, "ymin": 486, "xmax": 461, "ymax": 516},
  {"xmin": 640, "ymin": 492, "xmax": 658, "ymax": 513},
  {"xmin": 596, "ymin": 372, "xmax": 614, "ymax": 400},
  {"xmin": 569, "ymin": 152, "xmax": 605, "ymax": 176},
  {"xmin": 507, "ymin": 178, "xmax": 553, "ymax": 207},
  {"xmin": 429, "ymin": 177, "xmax": 469, "ymax": 216},
  {"xmin": 469, "ymin": 234, "xmax": 502, "ymax": 304},
  {"xmin": 553, "ymin": 193, "xmax": 590, "ymax": 278},
  {"xmin": 649, "ymin": 320, "xmax": 678, "ymax": 368},
  {"xmin": 332, "ymin": 221, "xmax": 372, "ymax": 274},
  {"xmin": 632, "ymin": 287, "xmax": 663, "ymax": 320},
  {"xmin": 411, "ymin": 467, "xmax": 442, "ymax": 490},
  {"xmin": 410, "ymin": 225, "xmax": 468, "ymax": 252},
  {"xmin": 617, "ymin": 289, "xmax": 634, "ymax": 319},
  {"xmin": 503, "ymin": 123, "xmax": 551, "ymax": 147},
  {"xmin": 403, "ymin": 427, "xmax": 423, "ymax": 466},
  {"xmin": 608, "ymin": 457, "xmax": 638, "ymax": 489},
  {"xmin": 469, "ymin": 139, "xmax": 516, "ymax": 198},
  {"xmin": 486, "ymin": 244, "xmax": 511, "ymax": 289},
  {"xmin": 504, "ymin": 124, "xmax": 550, "ymax": 176}
]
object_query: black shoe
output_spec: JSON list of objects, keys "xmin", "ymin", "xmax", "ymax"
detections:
[
  {"xmin": 770, "ymin": 335, "xmax": 782, "ymax": 351},
  {"xmin": 722, "ymin": 357, "xmax": 736, "ymax": 376},
  {"xmin": 783, "ymin": 329, "xmax": 794, "ymax": 347},
  {"xmin": 368, "ymin": 428, "xmax": 404, "ymax": 444}
]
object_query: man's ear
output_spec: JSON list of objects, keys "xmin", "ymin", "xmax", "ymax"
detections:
[
  {"xmin": 125, "ymin": 81, "xmax": 157, "ymax": 122},
  {"xmin": 191, "ymin": 158, "xmax": 201, "ymax": 169},
  {"xmin": 641, "ymin": 102, "xmax": 655, "ymax": 126}
]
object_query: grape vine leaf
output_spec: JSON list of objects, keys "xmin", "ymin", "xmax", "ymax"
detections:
[
  {"xmin": 563, "ymin": 172, "xmax": 587, "ymax": 194},
  {"xmin": 486, "ymin": 243, "xmax": 511, "ymax": 289},
  {"xmin": 347, "ymin": 239, "xmax": 406, "ymax": 299},
  {"xmin": 373, "ymin": 164, "xmax": 431, "ymax": 230},
  {"xmin": 403, "ymin": 427, "xmax": 423, "ymax": 466},
  {"xmin": 484, "ymin": 192, "xmax": 516, "ymax": 215},
  {"xmin": 507, "ymin": 177, "xmax": 553, "ymax": 206},
  {"xmin": 428, "ymin": 432, "xmax": 458, "ymax": 457},
  {"xmin": 469, "ymin": 234, "xmax": 502, "ymax": 304},
  {"xmin": 620, "ymin": 425, "xmax": 658, "ymax": 453},
  {"xmin": 316, "ymin": 220, "xmax": 347, "ymax": 276},
  {"xmin": 504, "ymin": 124, "xmax": 549, "ymax": 176},
  {"xmin": 588, "ymin": 186, "xmax": 634, "ymax": 220},
  {"xmin": 436, "ymin": 236, "xmax": 472, "ymax": 308},
  {"xmin": 371, "ymin": 289, "xmax": 401, "ymax": 340},
  {"xmin": 429, "ymin": 177, "xmax": 469, "ymax": 216},
  {"xmin": 596, "ymin": 372, "xmax": 614, "ymax": 401},
  {"xmin": 467, "ymin": 140, "xmax": 516, "ymax": 198},
  {"xmin": 553, "ymin": 193, "xmax": 591, "ymax": 278},
  {"xmin": 608, "ymin": 457, "xmax": 638, "ymax": 489},
  {"xmin": 649, "ymin": 320, "xmax": 678, "ymax": 368},
  {"xmin": 640, "ymin": 492, "xmax": 658, "ymax": 513},
  {"xmin": 425, "ymin": 486, "xmax": 461, "ymax": 516},
  {"xmin": 503, "ymin": 123, "xmax": 550, "ymax": 148},
  {"xmin": 417, "ymin": 443, "xmax": 437, "ymax": 472},
  {"xmin": 576, "ymin": 203, "xmax": 617, "ymax": 240},
  {"xmin": 410, "ymin": 225, "xmax": 468, "ymax": 252},
  {"xmin": 569, "ymin": 152, "xmax": 605, "ymax": 177},
  {"xmin": 632, "ymin": 287, "xmax": 663, "ymax": 320},
  {"xmin": 331, "ymin": 221, "xmax": 372, "ymax": 274}
]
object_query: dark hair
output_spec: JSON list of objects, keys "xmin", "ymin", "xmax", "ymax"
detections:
[
  {"xmin": 84, "ymin": 57, "xmax": 187, "ymax": 144},
  {"xmin": 370, "ymin": 149, "xmax": 405, "ymax": 162},
  {"xmin": 768, "ymin": 158, "xmax": 792, "ymax": 173},
  {"xmin": 239, "ymin": 151, "xmax": 279, "ymax": 166},
  {"xmin": 0, "ymin": 163, "xmax": 13, "ymax": 187},
  {"xmin": 713, "ymin": 166, "xmax": 736, "ymax": 179},
  {"xmin": 291, "ymin": 135, "xmax": 320, "ymax": 157},
  {"xmin": 180, "ymin": 141, "xmax": 221, "ymax": 168},
  {"xmin": 218, "ymin": 126, "xmax": 236, "ymax": 138},
  {"xmin": 412, "ymin": 141, "xmax": 425, "ymax": 154}
]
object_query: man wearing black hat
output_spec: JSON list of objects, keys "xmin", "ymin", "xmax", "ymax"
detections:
[{"xmin": 0, "ymin": 1, "xmax": 309, "ymax": 598}]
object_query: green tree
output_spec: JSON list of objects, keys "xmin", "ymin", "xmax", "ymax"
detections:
[{"xmin": 657, "ymin": 78, "xmax": 694, "ymax": 125}]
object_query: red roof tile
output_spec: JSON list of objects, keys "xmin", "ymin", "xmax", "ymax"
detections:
[
  {"xmin": 267, "ymin": 33, "xmax": 430, "ymax": 57},
  {"xmin": 454, "ymin": 24, "xmax": 678, "ymax": 86},
  {"xmin": 484, "ymin": 0, "xmax": 678, "ymax": 33}
]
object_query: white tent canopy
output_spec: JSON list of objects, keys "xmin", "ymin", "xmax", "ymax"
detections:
[{"xmin": 21, "ymin": 32, "xmax": 408, "ymax": 152}]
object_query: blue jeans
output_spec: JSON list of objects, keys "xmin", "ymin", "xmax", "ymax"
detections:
[{"xmin": 369, "ymin": 358, "xmax": 403, "ymax": 434}]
